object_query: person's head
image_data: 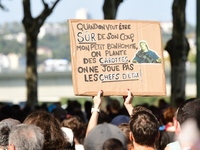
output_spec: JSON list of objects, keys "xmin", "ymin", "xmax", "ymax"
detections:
[
  {"xmin": 61, "ymin": 127, "xmax": 75, "ymax": 150},
  {"xmin": 0, "ymin": 120, "xmax": 19, "ymax": 149},
  {"xmin": 158, "ymin": 99, "xmax": 168, "ymax": 109},
  {"xmin": 84, "ymin": 101, "xmax": 92, "ymax": 121},
  {"xmin": 52, "ymin": 107, "xmax": 67, "ymax": 122},
  {"xmin": 156, "ymin": 130, "xmax": 170, "ymax": 150},
  {"xmin": 8, "ymin": 124, "xmax": 44, "ymax": 150},
  {"xmin": 110, "ymin": 99, "xmax": 121, "ymax": 113},
  {"xmin": 174, "ymin": 98, "xmax": 200, "ymax": 135},
  {"xmin": 102, "ymin": 138, "xmax": 125, "ymax": 150},
  {"xmin": 132, "ymin": 106, "xmax": 152, "ymax": 115},
  {"xmin": 129, "ymin": 110, "xmax": 160, "ymax": 147},
  {"xmin": 61, "ymin": 116, "xmax": 85, "ymax": 141},
  {"xmin": 163, "ymin": 107, "xmax": 177, "ymax": 124},
  {"xmin": 1, "ymin": 118, "xmax": 20, "ymax": 126},
  {"xmin": 139, "ymin": 41, "xmax": 148, "ymax": 52},
  {"xmin": 118, "ymin": 123, "xmax": 133, "ymax": 150},
  {"xmin": 98, "ymin": 111, "xmax": 112, "ymax": 124},
  {"xmin": 84, "ymin": 123, "xmax": 127, "ymax": 150},
  {"xmin": 23, "ymin": 110, "xmax": 66, "ymax": 150},
  {"xmin": 110, "ymin": 115, "xmax": 130, "ymax": 126},
  {"xmin": 175, "ymin": 97, "xmax": 185, "ymax": 108},
  {"xmin": 84, "ymin": 101, "xmax": 92, "ymax": 112},
  {"xmin": 176, "ymin": 98, "xmax": 200, "ymax": 125}
]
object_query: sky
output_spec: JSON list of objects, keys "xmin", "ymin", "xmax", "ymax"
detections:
[{"xmin": 0, "ymin": 0, "xmax": 196, "ymax": 26}]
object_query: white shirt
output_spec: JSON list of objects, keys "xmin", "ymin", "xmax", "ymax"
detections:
[{"xmin": 75, "ymin": 144, "xmax": 85, "ymax": 150}]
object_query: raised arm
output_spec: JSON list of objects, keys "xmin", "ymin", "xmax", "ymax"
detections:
[
  {"xmin": 85, "ymin": 90, "xmax": 103, "ymax": 136},
  {"xmin": 123, "ymin": 89, "xmax": 134, "ymax": 116}
]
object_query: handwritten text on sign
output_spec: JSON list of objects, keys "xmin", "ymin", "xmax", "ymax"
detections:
[{"xmin": 74, "ymin": 23, "xmax": 142, "ymax": 83}]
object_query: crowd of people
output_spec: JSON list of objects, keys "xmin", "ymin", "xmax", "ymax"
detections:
[{"xmin": 0, "ymin": 89, "xmax": 199, "ymax": 150}]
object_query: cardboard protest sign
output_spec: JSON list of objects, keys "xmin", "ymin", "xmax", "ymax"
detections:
[{"xmin": 68, "ymin": 19, "xmax": 166, "ymax": 96}]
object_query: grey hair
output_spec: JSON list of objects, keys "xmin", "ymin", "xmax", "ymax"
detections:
[
  {"xmin": 9, "ymin": 124, "xmax": 44, "ymax": 150},
  {"xmin": 0, "ymin": 121, "xmax": 16, "ymax": 147}
]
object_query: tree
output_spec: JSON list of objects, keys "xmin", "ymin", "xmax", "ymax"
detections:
[
  {"xmin": 165, "ymin": 0, "xmax": 190, "ymax": 106},
  {"xmin": 22, "ymin": 0, "xmax": 60, "ymax": 108},
  {"xmin": 103, "ymin": 0, "xmax": 123, "ymax": 19},
  {"xmin": 197, "ymin": 1, "xmax": 200, "ymax": 97},
  {"xmin": 0, "ymin": 0, "xmax": 7, "ymax": 11},
  {"xmin": 102, "ymin": 0, "xmax": 123, "ymax": 104}
]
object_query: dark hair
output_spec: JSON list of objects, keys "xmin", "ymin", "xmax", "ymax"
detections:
[
  {"xmin": 110, "ymin": 100, "xmax": 121, "ymax": 111},
  {"xmin": 177, "ymin": 98, "xmax": 200, "ymax": 127},
  {"xmin": 132, "ymin": 106, "xmax": 152, "ymax": 115},
  {"xmin": 156, "ymin": 130, "xmax": 170, "ymax": 150},
  {"xmin": 84, "ymin": 101, "xmax": 92, "ymax": 121},
  {"xmin": 103, "ymin": 138, "xmax": 125, "ymax": 150},
  {"xmin": 118, "ymin": 123, "xmax": 133, "ymax": 150},
  {"xmin": 23, "ymin": 110, "xmax": 66, "ymax": 150},
  {"xmin": 61, "ymin": 116, "xmax": 85, "ymax": 144},
  {"xmin": 63, "ymin": 141, "xmax": 75, "ymax": 150},
  {"xmin": 130, "ymin": 110, "xmax": 159, "ymax": 147}
]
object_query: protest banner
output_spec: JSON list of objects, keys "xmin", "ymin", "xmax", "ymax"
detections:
[{"xmin": 68, "ymin": 19, "xmax": 166, "ymax": 96}]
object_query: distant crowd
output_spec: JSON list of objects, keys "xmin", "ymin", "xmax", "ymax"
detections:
[{"xmin": 0, "ymin": 90, "xmax": 199, "ymax": 150}]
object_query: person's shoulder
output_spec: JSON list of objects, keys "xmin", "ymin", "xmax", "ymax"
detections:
[
  {"xmin": 148, "ymin": 50, "xmax": 156, "ymax": 53},
  {"xmin": 75, "ymin": 144, "xmax": 84, "ymax": 150},
  {"xmin": 165, "ymin": 145, "xmax": 172, "ymax": 150},
  {"xmin": 136, "ymin": 50, "xmax": 143, "ymax": 54},
  {"xmin": 165, "ymin": 141, "xmax": 181, "ymax": 150}
]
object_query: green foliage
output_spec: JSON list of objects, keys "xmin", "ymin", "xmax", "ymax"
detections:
[
  {"xmin": 38, "ymin": 33, "xmax": 71, "ymax": 61},
  {"xmin": 187, "ymin": 52, "xmax": 196, "ymax": 63},
  {"xmin": 186, "ymin": 23, "xmax": 196, "ymax": 35},
  {"xmin": 0, "ymin": 37, "xmax": 25, "ymax": 55},
  {"xmin": 0, "ymin": 22, "xmax": 24, "ymax": 34},
  {"xmin": 59, "ymin": 96, "xmax": 170, "ymax": 109},
  {"xmin": 162, "ymin": 32, "xmax": 172, "ymax": 45},
  {"xmin": 0, "ymin": 22, "xmax": 71, "ymax": 61},
  {"xmin": 37, "ymin": 55, "xmax": 50, "ymax": 65},
  {"xmin": 132, "ymin": 96, "xmax": 170, "ymax": 107},
  {"xmin": 60, "ymin": 97, "xmax": 91, "ymax": 108},
  {"xmin": 0, "ymin": 21, "xmax": 195, "ymax": 64}
]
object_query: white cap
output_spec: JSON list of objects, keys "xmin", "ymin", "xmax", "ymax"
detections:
[{"xmin": 61, "ymin": 127, "xmax": 74, "ymax": 146}]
